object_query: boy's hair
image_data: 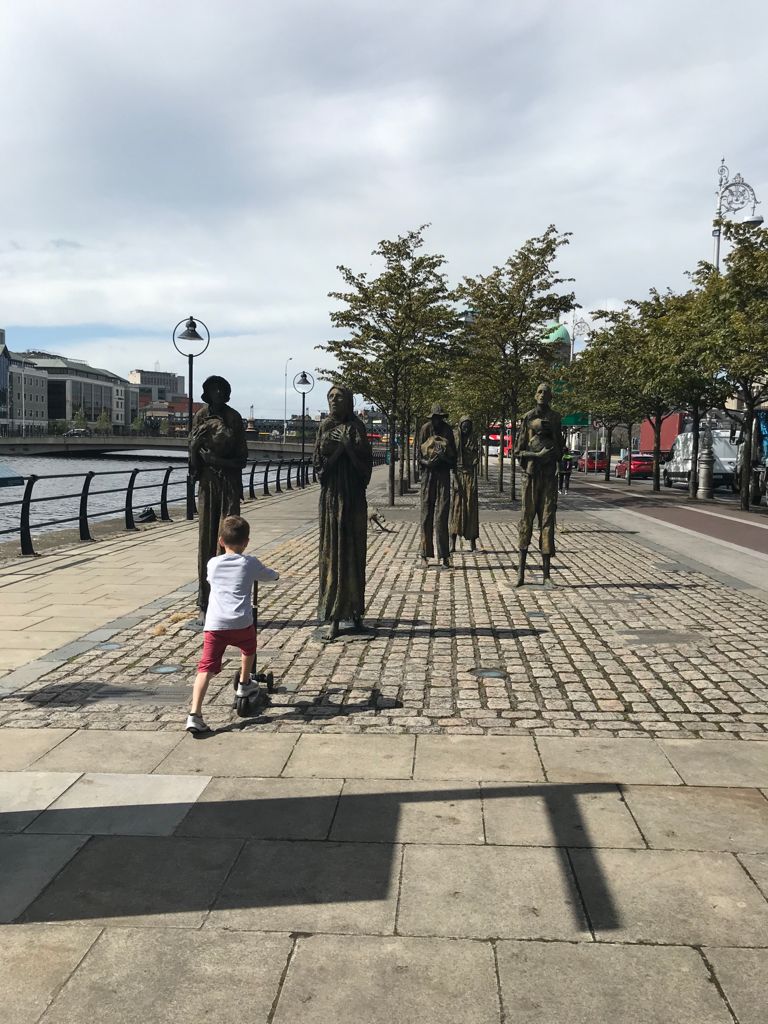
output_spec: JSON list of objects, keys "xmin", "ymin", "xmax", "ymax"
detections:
[{"xmin": 219, "ymin": 515, "xmax": 250, "ymax": 547}]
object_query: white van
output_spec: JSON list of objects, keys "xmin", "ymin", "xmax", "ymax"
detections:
[{"xmin": 662, "ymin": 430, "xmax": 738, "ymax": 490}]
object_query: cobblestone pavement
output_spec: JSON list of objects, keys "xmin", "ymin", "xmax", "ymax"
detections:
[{"xmin": 2, "ymin": 478, "xmax": 768, "ymax": 739}]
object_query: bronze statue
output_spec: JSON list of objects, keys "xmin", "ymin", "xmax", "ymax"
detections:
[
  {"xmin": 514, "ymin": 383, "xmax": 562, "ymax": 586},
  {"xmin": 189, "ymin": 375, "xmax": 249, "ymax": 611},
  {"xmin": 419, "ymin": 404, "xmax": 457, "ymax": 568},
  {"xmin": 450, "ymin": 414, "xmax": 480, "ymax": 552},
  {"xmin": 314, "ymin": 385, "xmax": 373, "ymax": 641}
]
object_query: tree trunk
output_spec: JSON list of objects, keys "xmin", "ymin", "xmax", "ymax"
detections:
[
  {"xmin": 740, "ymin": 403, "xmax": 754, "ymax": 512},
  {"xmin": 387, "ymin": 411, "xmax": 397, "ymax": 507},
  {"xmin": 626, "ymin": 422, "xmax": 633, "ymax": 486},
  {"xmin": 509, "ymin": 401, "xmax": 517, "ymax": 501},
  {"xmin": 405, "ymin": 409, "xmax": 412, "ymax": 490},
  {"xmin": 652, "ymin": 415, "xmax": 662, "ymax": 492},
  {"xmin": 688, "ymin": 406, "xmax": 700, "ymax": 499},
  {"xmin": 498, "ymin": 409, "xmax": 505, "ymax": 492},
  {"xmin": 484, "ymin": 422, "xmax": 490, "ymax": 480},
  {"xmin": 603, "ymin": 426, "xmax": 613, "ymax": 481},
  {"xmin": 398, "ymin": 418, "xmax": 406, "ymax": 496}
]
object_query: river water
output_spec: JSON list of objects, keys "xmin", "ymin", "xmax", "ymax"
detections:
[{"xmin": 0, "ymin": 450, "xmax": 268, "ymax": 540}]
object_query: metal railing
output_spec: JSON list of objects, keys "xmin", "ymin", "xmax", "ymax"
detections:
[{"xmin": 0, "ymin": 458, "xmax": 318, "ymax": 557}]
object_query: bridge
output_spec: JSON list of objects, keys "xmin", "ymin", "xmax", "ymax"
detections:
[{"xmin": 0, "ymin": 435, "xmax": 308, "ymax": 460}]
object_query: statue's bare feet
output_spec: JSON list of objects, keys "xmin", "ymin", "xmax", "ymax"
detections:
[
  {"xmin": 515, "ymin": 576, "xmax": 525, "ymax": 588},
  {"xmin": 470, "ymin": 539, "xmax": 477, "ymax": 552},
  {"xmin": 321, "ymin": 620, "xmax": 340, "ymax": 642},
  {"xmin": 441, "ymin": 557, "xmax": 451, "ymax": 569}
]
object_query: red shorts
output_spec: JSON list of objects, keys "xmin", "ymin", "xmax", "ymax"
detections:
[{"xmin": 198, "ymin": 625, "xmax": 257, "ymax": 674}]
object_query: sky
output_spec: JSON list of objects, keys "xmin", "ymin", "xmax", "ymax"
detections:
[{"xmin": 1, "ymin": 0, "xmax": 767, "ymax": 419}]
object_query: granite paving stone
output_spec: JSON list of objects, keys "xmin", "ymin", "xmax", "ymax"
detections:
[
  {"xmin": 273, "ymin": 934, "xmax": 500, "ymax": 1024},
  {"xmin": 496, "ymin": 941, "xmax": 732, "ymax": 1024},
  {"xmin": 0, "ymin": 728, "xmax": 73, "ymax": 770},
  {"xmin": 0, "ymin": 771, "xmax": 81, "ymax": 833},
  {"xmin": 41, "ymin": 928, "xmax": 293, "ymax": 1024},
  {"xmin": 0, "ymin": 925, "xmax": 101, "ymax": 1024},
  {"xmin": 738, "ymin": 852, "xmax": 768, "ymax": 898},
  {"xmin": 398, "ymin": 844, "xmax": 590, "ymax": 940},
  {"xmin": 414, "ymin": 735, "xmax": 543, "ymax": 780},
  {"xmin": 282, "ymin": 734, "xmax": 415, "ymax": 778},
  {"xmin": 571, "ymin": 847, "xmax": 768, "ymax": 945},
  {"xmin": 153, "ymin": 732, "xmax": 298, "ymax": 777},
  {"xmin": 537, "ymin": 737, "xmax": 683, "ymax": 784},
  {"xmin": 30, "ymin": 730, "xmax": 184, "ymax": 774},
  {"xmin": 0, "ymin": 835, "xmax": 89, "ymax": 922},
  {"xmin": 27, "ymin": 772, "xmax": 211, "ymax": 836},
  {"xmin": 659, "ymin": 738, "xmax": 768, "ymax": 787},
  {"xmin": 704, "ymin": 947, "xmax": 768, "ymax": 1024}
]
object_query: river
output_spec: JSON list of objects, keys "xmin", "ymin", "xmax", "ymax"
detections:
[{"xmin": 0, "ymin": 450, "xmax": 269, "ymax": 540}]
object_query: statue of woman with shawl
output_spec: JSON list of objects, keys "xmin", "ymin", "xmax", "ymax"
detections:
[
  {"xmin": 313, "ymin": 385, "xmax": 373, "ymax": 641},
  {"xmin": 450, "ymin": 414, "xmax": 480, "ymax": 552},
  {"xmin": 189, "ymin": 375, "xmax": 248, "ymax": 612}
]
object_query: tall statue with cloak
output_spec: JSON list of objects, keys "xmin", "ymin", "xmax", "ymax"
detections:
[
  {"xmin": 419, "ymin": 403, "xmax": 457, "ymax": 568},
  {"xmin": 450, "ymin": 414, "xmax": 480, "ymax": 552},
  {"xmin": 314, "ymin": 385, "xmax": 373, "ymax": 641},
  {"xmin": 189, "ymin": 375, "xmax": 249, "ymax": 611}
]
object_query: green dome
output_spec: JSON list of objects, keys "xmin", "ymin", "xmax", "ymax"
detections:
[{"xmin": 545, "ymin": 323, "xmax": 571, "ymax": 344}]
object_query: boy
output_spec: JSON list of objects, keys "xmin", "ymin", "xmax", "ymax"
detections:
[{"xmin": 186, "ymin": 515, "xmax": 279, "ymax": 734}]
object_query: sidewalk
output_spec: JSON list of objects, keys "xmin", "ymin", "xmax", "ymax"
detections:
[
  {"xmin": 1, "ymin": 470, "xmax": 768, "ymax": 1022},
  {"xmin": 1, "ymin": 729, "xmax": 767, "ymax": 1022}
]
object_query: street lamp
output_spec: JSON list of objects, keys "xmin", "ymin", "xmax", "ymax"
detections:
[
  {"xmin": 283, "ymin": 357, "xmax": 293, "ymax": 443},
  {"xmin": 293, "ymin": 370, "xmax": 315, "ymax": 486},
  {"xmin": 712, "ymin": 157, "xmax": 763, "ymax": 271},
  {"xmin": 570, "ymin": 315, "xmax": 590, "ymax": 363},
  {"xmin": 172, "ymin": 316, "xmax": 210, "ymax": 433}
]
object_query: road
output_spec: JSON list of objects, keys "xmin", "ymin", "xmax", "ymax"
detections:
[{"xmin": 571, "ymin": 474, "xmax": 768, "ymax": 557}]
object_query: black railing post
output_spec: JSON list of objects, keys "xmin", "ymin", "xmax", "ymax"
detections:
[
  {"xmin": 19, "ymin": 475, "xmax": 38, "ymax": 556},
  {"xmin": 286, "ymin": 460, "xmax": 293, "ymax": 490},
  {"xmin": 79, "ymin": 471, "xmax": 95, "ymax": 541},
  {"xmin": 186, "ymin": 474, "xmax": 196, "ymax": 520},
  {"xmin": 312, "ymin": 460, "xmax": 317, "ymax": 483},
  {"xmin": 263, "ymin": 460, "xmax": 271, "ymax": 496},
  {"xmin": 160, "ymin": 466, "xmax": 173, "ymax": 521},
  {"xmin": 125, "ymin": 469, "xmax": 139, "ymax": 530},
  {"xmin": 249, "ymin": 461, "xmax": 258, "ymax": 500},
  {"xmin": 298, "ymin": 460, "xmax": 305, "ymax": 488},
  {"xmin": 275, "ymin": 460, "xmax": 283, "ymax": 493}
]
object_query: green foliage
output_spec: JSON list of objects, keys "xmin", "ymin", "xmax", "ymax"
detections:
[
  {"xmin": 131, "ymin": 414, "xmax": 144, "ymax": 433},
  {"xmin": 47, "ymin": 419, "xmax": 67, "ymax": 435},
  {"xmin": 95, "ymin": 408, "xmax": 112, "ymax": 435},
  {"xmin": 72, "ymin": 407, "xmax": 87, "ymax": 430}
]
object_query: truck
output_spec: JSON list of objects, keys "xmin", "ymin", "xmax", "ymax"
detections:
[
  {"xmin": 639, "ymin": 412, "xmax": 686, "ymax": 459},
  {"xmin": 662, "ymin": 430, "xmax": 739, "ymax": 490}
]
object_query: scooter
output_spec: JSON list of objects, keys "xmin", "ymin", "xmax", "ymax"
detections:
[{"xmin": 232, "ymin": 581, "xmax": 276, "ymax": 717}]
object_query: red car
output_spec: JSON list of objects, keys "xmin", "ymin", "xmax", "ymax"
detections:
[
  {"xmin": 577, "ymin": 450, "xmax": 608, "ymax": 472},
  {"xmin": 615, "ymin": 453, "xmax": 654, "ymax": 479}
]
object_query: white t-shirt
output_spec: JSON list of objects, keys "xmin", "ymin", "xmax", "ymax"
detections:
[{"xmin": 204, "ymin": 552, "xmax": 279, "ymax": 631}]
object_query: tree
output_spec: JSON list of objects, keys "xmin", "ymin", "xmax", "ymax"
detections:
[
  {"xmin": 456, "ymin": 226, "xmax": 575, "ymax": 498},
  {"xmin": 95, "ymin": 408, "xmax": 112, "ymax": 435},
  {"xmin": 131, "ymin": 414, "xmax": 144, "ymax": 434},
  {"xmin": 318, "ymin": 226, "xmax": 457, "ymax": 506},
  {"xmin": 72, "ymin": 407, "xmax": 87, "ymax": 430},
  {"xmin": 700, "ymin": 222, "xmax": 768, "ymax": 510}
]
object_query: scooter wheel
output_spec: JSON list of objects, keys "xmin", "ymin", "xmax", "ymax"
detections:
[
  {"xmin": 236, "ymin": 697, "xmax": 250, "ymax": 718},
  {"xmin": 266, "ymin": 671, "xmax": 275, "ymax": 693},
  {"xmin": 232, "ymin": 671, "xmax": 241, "ymax": 692}
]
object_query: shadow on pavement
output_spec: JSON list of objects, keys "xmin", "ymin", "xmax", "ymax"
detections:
[{"xmin": 8, "ymin": 783, "xmax": 621, "ymax": 933}]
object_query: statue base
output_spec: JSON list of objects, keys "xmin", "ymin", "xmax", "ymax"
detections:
[{"xmin": 313, "ymin": 620, "xmax": 376, "ymax": 644}]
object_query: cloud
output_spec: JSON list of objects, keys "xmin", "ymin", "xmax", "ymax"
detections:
[{"xmin": 0, "ymin": 0, "xmax": 767, "ymax": 414}]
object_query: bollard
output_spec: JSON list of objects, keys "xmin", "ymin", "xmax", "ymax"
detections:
[
  {"xmin": 79, "ymin": 471, "xmax": 96, "ymax": 541},
  {"xmin": 19, "ymin": 474, "xmax": 38, "ymax": 556}
]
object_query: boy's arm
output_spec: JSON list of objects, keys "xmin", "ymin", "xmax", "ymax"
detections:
[{"xmin": 247, "ymin": 555, "xmax": 280, "ymax": 583}]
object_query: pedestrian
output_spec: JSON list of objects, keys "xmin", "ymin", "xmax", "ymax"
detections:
[
  {"xmin": 186, "ymin": 515, "xmax": 279, "ymax": 734},
  {"xmin": 559, "ymin": 449, "xmax": 575, "ymax": 494}
]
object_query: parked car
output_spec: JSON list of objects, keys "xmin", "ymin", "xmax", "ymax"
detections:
[
  {"xmin": 577, "ymin": 450, "xmax": 608, "ymax": 472},
  {"xmin": 64, "ymin": 428, "xmax": 91, "ymax": 437},
  {"xmin": 662, "ymin": 430, "xmax": 737, "ymax": 490},
  {"xmin": 615, "ymin": 453, "xmax": 654, "ymax": 479}
]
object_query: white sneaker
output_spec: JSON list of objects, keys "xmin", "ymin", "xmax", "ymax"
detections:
[
  {"xmin": 185, "ymin": 713, "xmax": 211, "ymax": 733},
  {"xmin": 235, "ymin": 680, "xmax": 260, "ymax": 699}
]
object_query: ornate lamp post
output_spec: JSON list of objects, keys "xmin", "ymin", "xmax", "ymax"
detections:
[
  {"xmin": 570, "ymin": 315, "xmax": 590, "ymax": 363},
  {"xmin": 696, "ymin": 413, "xmax": 718, "ymax": 499},
  {"xmin": 293, "ymin": 370, "xmax": 315, "ymax": 486},
  {"xmin": 712, "ymin": 158, "xmax": 763, "ymax": 271},
  {"xmin": 172, "ymin": 316, "xmax": 210, "ymax": 433}
]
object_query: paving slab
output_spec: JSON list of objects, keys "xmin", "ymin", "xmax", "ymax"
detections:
[
  {"xmin": 209, "ymin": 839, "xmax": 400, "ymax": 934},
  {"xmin": 0, "ymin": 925, "xmax": 101, "ymax": 1024},
  {"xmin": 0, "ymin": 835, "xmax": 89, "ymax": 922},
  {"xmin": 282, "ymin": 734, "xmax": 415, "ymax": 779},
  {"xmin": 20, "ymin": 835, "xmax": 242, "ymax": 928},
  {"xmin": 482, "ymin": 782, "xmax": 644, "ymax": 848},
  {"xmin": 273, "ymin": 934, "xmax": 500, "ymax": 1024},
  {"xmin": 330, "ymin": 779, "xmax": 485, "ymax": 844},
  {"xmin": 624, "ymin": 785, "xmax": 768, "ymax": 852},
  {"xmin": 27, "ymin": 772, "xmax": 211, "ymax": 836},
  {"xmin": 42, "ymin": 927, "xmax": 292, "ymax": 1024},
  {"xmin": 398, "ymin": 844, "xmax": 590, "ymax": 939},
  {"xmin": 659, "ymin": 739, "xmax": 768, "ymax": 787},
  {"xmin": 738, "ymin": 852, "xmax": 768, "ymax": 898},
  {"xmin": 154, "ymin": 732, "xmax": 297, "ymax": 777},
  {"xmin": 705, "ymin": 947, "xmax": 768, "ymax": 1024},
  {"xmin": 537, "ymin": 737, "xmax": 682, "ymax": 785},
  {"xmin": 414, "ymin": 735, "xmax": 543, "ymax": 781},
  {"xmin": 0, "ymin": 728, "xmax": 73, "ymax": 770},
  {"xmin": 31, "ymin": 729, "xmax": 184, "ymax": 774},
  {"xmin": 0, "ymin": 771, "xmax": 80, "ymax": 832},
  {"xmin": 571, "ymin": 847, "xmax": 768, "ymax": 945},
  {"xmin": 176, "ymin": 776, "xmax": 341, "ymax": 839},
  {"xmin": 496, "ymin": 940, "xmax": 732, "ymax": 1024}
]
